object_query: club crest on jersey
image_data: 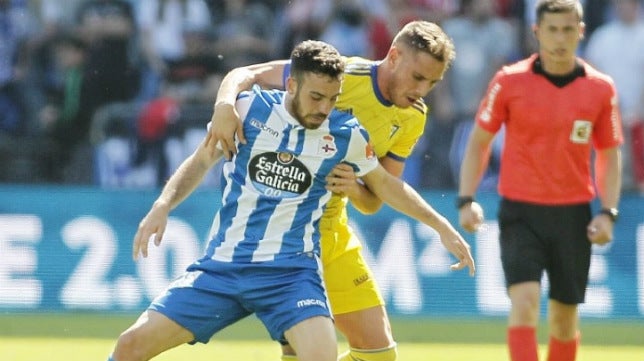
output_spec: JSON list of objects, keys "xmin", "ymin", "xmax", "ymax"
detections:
[
  {"xmin": 570, "ymin": 120, "xmax": 592, "ymax": 144},
  {"xmin": 249, "ymin": 152, "xmax": 312, "ymax": 198},
  {"xmin": 318, "ymin": 135, "xmax": 337, "ymax": 157}
]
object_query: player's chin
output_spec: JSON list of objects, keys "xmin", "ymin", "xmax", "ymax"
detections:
[
  {"xmin": 394, "ymin": 97, "xmax": 414, "ymax": 108},
  {"xmin": 302, "ymin": 121, "xmax": 323, "ymax": 130}
]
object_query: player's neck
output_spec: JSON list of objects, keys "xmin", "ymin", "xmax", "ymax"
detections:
[
  {"xmin": 375, "ymin": 62, "xmax": 393, "ymax": 102},
  {"xmin": 538, "ymin": 53, "xmax": 577, "ymax": 76}
]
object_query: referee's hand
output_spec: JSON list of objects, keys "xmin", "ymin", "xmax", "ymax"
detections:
[
  {"xmin": 587, "ymin": 215, "xmax": 614, "ymax": 245},
  {"xmin": 459, "ymin": 202, "xmax": 484, "ymax": 233}
]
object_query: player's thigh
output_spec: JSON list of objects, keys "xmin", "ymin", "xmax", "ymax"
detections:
[
  {"xmin": 251, "ymin": 254, "xmax": 332, "ymax": 343},
  {"xmin": 334, "ymin": 305, "xmax": 394, "ymax": 349},
  {"xmin": 284, "ymin": 315, "xmax": 337, "ymax": 361},
  {"xmin": 323, "ymin": 246, "xmax": 384, "ymax": 314},
  {"xmin": 546, "ymin": 204, "xmax": 591, "ymax": 304},
  {"xmin": 149, "ymin": 270, "xmax": 252, "ymax": 344},
  {"xmin": 114, "ymin": 310, "xmax": 194, "ymax": 360},
  {"xmin": 498, "ymin": 200, "xmax": 547, "ymax": 286}
]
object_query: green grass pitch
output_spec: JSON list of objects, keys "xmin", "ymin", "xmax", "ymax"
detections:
[{"xmin": 1, "ymin": 313, "xmax": 642, "ymax": 361}]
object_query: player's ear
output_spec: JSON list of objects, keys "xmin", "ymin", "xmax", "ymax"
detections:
[
  {"xmin": 385, "ymin": 44, "xmax": 399, "ymax": 65},
  {"xmin": 578, "ymin": 21, "xmax": 586, "ymax": 40},
  {"xmin": 286, "ymin": 76, "xmax": 297, "ymax": 95}
]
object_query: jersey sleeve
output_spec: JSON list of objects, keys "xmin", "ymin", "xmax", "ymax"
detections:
[
  {"xmin": 475, "ymin": 70, "xmax": 507, "ymax": 134},
  {"xmin": 344, "ymin": 125, "xmax": 379, "ymax": 176},
  {"xmin": 235, "ymin": 90, "xmax": 252, "ymax": 122},
  {"xmin": 282, "ymin": 62, "xmax": 291, "ymax": 87},
  {"xmin": 592, "ymin": 81, "xmax": 624, "ymax": 149}
]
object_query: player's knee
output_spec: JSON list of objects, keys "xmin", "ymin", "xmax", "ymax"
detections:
[
  {"xmin": 339, "ymin": 344, "xmax": 397, "ymax": 361},
  {"xmin": 111, "ymin": 329, "xmax": 148, "ymax": 361}
]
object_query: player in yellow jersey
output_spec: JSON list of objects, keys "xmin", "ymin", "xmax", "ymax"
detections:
[{"xmin": 206, "ymin": 21, "xmax": 467, "ymax": 361}]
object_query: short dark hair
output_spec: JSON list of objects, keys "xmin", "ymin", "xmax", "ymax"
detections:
[
  {"xmin": 289, "ymin": 40, "xmax": 345, "ymax": 83},
  {"xmin": 535, "ymin": 0, "xmax": 584, "ymax": 23},
  {"xmin": 393, "ymin": 21, "xmax": 456, "ymax": 69}
]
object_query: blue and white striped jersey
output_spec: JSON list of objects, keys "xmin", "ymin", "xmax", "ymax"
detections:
[{"xmin": 204, "ymin": 86, "xmax": 378, "ymax": 263}]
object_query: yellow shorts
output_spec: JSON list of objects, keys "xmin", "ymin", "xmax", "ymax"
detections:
[{"xmin": 319, "ymin": 212, "xmax": 385, "ymax": 315}]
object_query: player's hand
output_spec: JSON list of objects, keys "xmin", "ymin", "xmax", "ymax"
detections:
[
  {"xmin": 587, "ymin": 214, "xmax": 614, "ymax": 245},
  {"xmin": 206, "ymin": 102, "xmax": 245, "ymax": 160},
  {"xmin": 325, "ymin": 163, "xmax": 360, "ymax": 197},
  {"xmin": 132, "ymin": 202, "xmax": 171, "ymax": 260},
  {"xmin": 459, "ymin": 201, "xmax": 484, "ymax": 233},
  {"xmin": 436, "ymin": 223, "xmax": 476, "ymax": 276}
]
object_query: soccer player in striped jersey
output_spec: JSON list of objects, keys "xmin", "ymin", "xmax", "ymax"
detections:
[
  {"xmin": 108, "ymin": 40, "xmax": 474, "ymax": 361},
  {"xmin": 206, "ymin": 20, "xmax": 459, "ymax": 361},
  {"xmin": 458, "ymin": 1, "xmax": 622, "ymax": 360}
]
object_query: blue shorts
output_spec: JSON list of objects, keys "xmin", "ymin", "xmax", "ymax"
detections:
[{"xmin": 148, "ymin": 252, "xmax": 331, "ymax": 343}]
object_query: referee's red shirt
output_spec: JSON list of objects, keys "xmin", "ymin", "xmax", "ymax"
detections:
[{"xmin": 475, "ymin": 54, "xmax": 623, "ymax": 205}]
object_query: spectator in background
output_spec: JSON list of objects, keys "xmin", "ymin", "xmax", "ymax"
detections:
[
  {"xmin": 135, "ymin": 26, "xmax": 226, "ymax": 186},
  {"xmin": 353, "ymin": 0, "xmax": 393, "ymax": 59},
  {"xmin": 319, "ymin": 0, "xmax": 371, "ymax": 57},
  {"xmin": 393, "ymin": 0, "xmax": 460, "ymax": 25},
  {"xmin": 585, "ymin": 0, "xmax": 644, "ymax": 192},
  {"xmin": 37, "ymin": 33, "xmax": 93, "ymax": 182},
  {"xmin": 0, "ymin": 0, "xmax": 37, "ymax": 135},
  {"xmin": 272, "ymin": 0, "xmax": 333, "ymax": 59},
  {"xmin": 20, "ymin": 0, "xmax": 85, "ymax": 136},
  {"xmin": 135, "ymin": 0, "xmax": 212, "ymax": 101},
  {"xmin": 75, "ymin": 0, "xmax": 140, "ymax": 107},
  {"xmin": 211, "ymin": 0, "xmax": 275, "ymax": 71},
  {"xmin": 583, "ymin": 0, "xmax": 611, "ymax": 41},
  {"xmin": 438, "ymin": 0, "xmax": 517, "ymax": 190}
]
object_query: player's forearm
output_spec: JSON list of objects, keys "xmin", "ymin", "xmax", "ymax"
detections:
[
  {"xmin": 347, "ymin": 182, "xmax": 383, "ymax": 214},
  {"xmin": 595, "ymin": 147, "xmax": 622, "ymax": 209},
  {"xmin": 214, "ymin": 67, "xmax": 258, "ymax": 109},
  {"xmin": 214, "ymin": 61, "xmax": 287, "ymax": 109},
  {"xmin": 155, "ymin": 145, "xmax": 221, "ymax": 212},
  {"xmin": 365, "ymin": 169, "xmax": 449, "ymax": 231},
  {"xmin": 458, "ymin": 137, "xmax": 492, "ymax": 197}
]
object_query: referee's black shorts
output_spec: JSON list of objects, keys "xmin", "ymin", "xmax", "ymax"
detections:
[{"xmin": 498, "ymin": 198, "xmax": 592, "ymax": 305}]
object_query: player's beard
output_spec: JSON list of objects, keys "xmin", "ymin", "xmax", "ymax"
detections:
[{"xmin": 291, "ymin": 88, "xmax": 326, "ymax": 130}]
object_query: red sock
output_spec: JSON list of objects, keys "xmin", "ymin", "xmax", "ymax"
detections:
[
  {"xmin": 547, "ymin": 333, "xmax": 579, "ymax": 361},
  {"xmin": 508, "ymin": 326, "xmax": 538, "ymax": 361}
]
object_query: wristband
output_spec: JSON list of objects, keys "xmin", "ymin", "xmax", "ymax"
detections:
[
  {"xmin": 456, "ymin": 196, "xmax": 475, "ymax": 210},
  {"xmin": 599, "ymin": 208, "xmax": 619, "ymax": 223}
]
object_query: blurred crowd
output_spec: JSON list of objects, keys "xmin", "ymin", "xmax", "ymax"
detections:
[{"xmin": 0, "ymin": 0, "xmax": 643, "ymax": 192}]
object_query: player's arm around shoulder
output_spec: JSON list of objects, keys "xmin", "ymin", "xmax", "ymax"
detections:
[{"xmin": 208, "ymin": 60, "xmax": 289, "ymax": 157}]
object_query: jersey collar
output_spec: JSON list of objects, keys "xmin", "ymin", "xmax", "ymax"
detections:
[
  {"xmin": 371, "ymin": 62, "xmax": 393, "ymax": 106},
  {"xmin": 532, "ymin": 55, "xmax": 586, "ymax": 88}
]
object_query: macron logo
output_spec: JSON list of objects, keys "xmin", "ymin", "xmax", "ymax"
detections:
[{"xmin": 296, "ymin": 298, "xmax": 327, "ymax": 309}]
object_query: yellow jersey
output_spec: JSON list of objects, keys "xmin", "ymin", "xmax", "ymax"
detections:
[{"xmin": 321, "ymin": 57, "xmax": 428, "ymax": 229}]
